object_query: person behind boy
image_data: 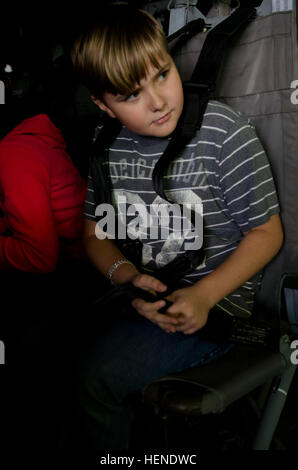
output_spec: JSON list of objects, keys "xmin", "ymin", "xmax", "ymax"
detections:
[
  {"xmin": 71, "ymin": 3, "xmax": 283, "ymax": 451},
  {"xmin": 0, "ymin": 27, "xmax": 107, "ymax": 454}
]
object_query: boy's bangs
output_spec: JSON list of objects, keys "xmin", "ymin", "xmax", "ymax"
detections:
[
  {"xmin": 72, "ymin": 6, "xmax": 171, "ymax": 99},
  {"xmin": 105, "ymin": 34, "xmax": 169, "ymax": 96}
]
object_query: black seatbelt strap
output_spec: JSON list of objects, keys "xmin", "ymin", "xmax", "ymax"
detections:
[
  {"xmin": 89, "ymin": 116, "xmax": 144, "ymax": 266},
  {"xmin": 152, "ymin": 5, "xmax": 258, "ymax": 198},
  {"xmin": 167, "ymin": 17, "xmax": 206, "ymax": 58},
  {"xmin": 89, "ymin": 115, "xmax": 122, "ymax": 215},
  {"xmin": 151, "ymin": 5, "xmax": 258, "ymax": 276},
  {"xmin": 190, "ymin": 7, "xmax": 257, "ymax": 87}
]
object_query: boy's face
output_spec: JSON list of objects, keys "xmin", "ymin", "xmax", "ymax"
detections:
[{"xmin": 93, "ymin": 55, "xmax": 184, "ymax": 138}]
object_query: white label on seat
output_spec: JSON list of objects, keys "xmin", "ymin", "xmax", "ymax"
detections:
[{"xmin": 272, "ymin": 0, "xmax": 293, "ymax": 12}]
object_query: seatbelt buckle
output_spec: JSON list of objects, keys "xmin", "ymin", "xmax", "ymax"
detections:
[{"xmin": 155, "ymin": 254, "xmax": 194, "ymax": 285}]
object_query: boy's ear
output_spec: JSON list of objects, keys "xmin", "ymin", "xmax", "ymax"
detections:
[{"xmin": 91, "ymin": 96, "xmax": 116, "ymax": 119}]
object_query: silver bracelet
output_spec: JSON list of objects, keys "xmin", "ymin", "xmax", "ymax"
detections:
[{"xmin": 108, "ymin": 259, "xmax": 134, "ymax": 285}]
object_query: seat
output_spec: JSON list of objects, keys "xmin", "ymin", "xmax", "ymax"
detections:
[
  {"xmin": 142, "ymin": 273, "xmax": 297, "ymax": 450},
  {"xmin": 141, "ymin": 4, "xmax": 298, "ymax": 450}
]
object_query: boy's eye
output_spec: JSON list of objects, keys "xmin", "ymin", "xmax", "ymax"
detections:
[
  {"xmin": 158, "ymin": 69, "xmax": 169, "ymax": 81},
  {"xmin": 125, "ymin": 90, "xmax": 140, "ymax": 102}
]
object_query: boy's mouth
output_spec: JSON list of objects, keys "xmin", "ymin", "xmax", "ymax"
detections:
[{"xmin": 153, "ymin": 111, "xmax": 171, "ymax": 125}]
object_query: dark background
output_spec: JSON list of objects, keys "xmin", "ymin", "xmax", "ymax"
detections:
[{"xmin": 0, "ymin": 0, "xmax": 297, "ymax": 458}]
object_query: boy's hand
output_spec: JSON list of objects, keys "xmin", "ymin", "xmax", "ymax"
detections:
[
  {"xmin": 130, "ymin": 273, "xmax": 180, "ymax": 333},
  {"xmin": 165, "ymin": 284, "xmax": 211, "ymax": 335}
]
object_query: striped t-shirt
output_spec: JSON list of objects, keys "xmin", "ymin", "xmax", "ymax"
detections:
[{"xmin": 85, "ymin": 101, "xmax": 280, "ymax": 318}]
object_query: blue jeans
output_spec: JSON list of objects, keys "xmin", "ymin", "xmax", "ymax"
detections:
[{"xmin": 75, "ymin": 308, "xmax": 232, "ymax": 452}]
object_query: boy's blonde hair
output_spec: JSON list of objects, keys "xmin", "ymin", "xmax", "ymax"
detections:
[{"xmin": 71, "ymin": 4, "xmax": 170, "ymax": 99}]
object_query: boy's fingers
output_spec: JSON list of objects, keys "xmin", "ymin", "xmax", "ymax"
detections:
[
  {"xmin": 165, "ymin": 301, "xmax": 183, "ymax": 315},
  {"xmin": 132, "ymin": 298, "xmax": 166, "ymax": 313},
  {"xmin": 175, "ymin": 320, "xmax": 200, "ymax": 334},
  {"xmin": 154, "ymin": 312, "xmax": 179, "ymax": 325},
  {"xmin": 158, "ymin": 323, "xmax": 176, "ymax": 333},
  {"xmin": 132, "ymin": 274, "xmax": 167, "ymax": 292},
  {"xmin": 180, "ymin": 327, "xmax": 197, "ymax": 335},
  {"xmin": 164, "ymin": 289, "xmax": 184, "ymax": 303},
  {"xmin": 174, "ymin": 323, "xmax": 189, "ymax": 333},
  {"xmin": 131, "ymin": 299, "xmax": 179, "ymax": 325}
]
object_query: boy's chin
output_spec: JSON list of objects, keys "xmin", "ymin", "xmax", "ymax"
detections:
[{"xmin": 146, "ymin": 120, "xmax": 179, "ymax": 138}]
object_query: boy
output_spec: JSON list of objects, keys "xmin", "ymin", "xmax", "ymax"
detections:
[{"xmin": 72, "ymin": 4, "xmax": 283, "ymax": 451}]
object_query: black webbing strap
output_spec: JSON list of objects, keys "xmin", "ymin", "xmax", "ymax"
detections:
[
  {"xmin": 89, "ymin": 116, "xmax": 144, "ymax": 265},
  {"xmin": 167, "ymin": 17, "xmax": 206, "ymax": 44},
  {"xmin": 151, "ymin": 5, "xmax": 258, "ymax": 272},
  {"xmin": 89, "ymin": 115, "xmax": 122, "ymax": 216},
  {"xmin": 190, "ymin": 7, "xmax": 257, "ymax": 86},
  {"xmin": 167, "ymin": 17, "xmax": 206, "ymax": 58},
  {"xmin": 152, "ymin": 6, "xmax": 258, "ymax": 201}
]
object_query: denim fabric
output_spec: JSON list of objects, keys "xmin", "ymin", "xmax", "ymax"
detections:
[{"xmin": 75, "ymin": 309, "xmax": 232, "ymax": 452}]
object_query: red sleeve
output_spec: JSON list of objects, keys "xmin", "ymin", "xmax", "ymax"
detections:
[{"xmin": 0, "ymin": 144, "xmax": 59, "ymax": 272}]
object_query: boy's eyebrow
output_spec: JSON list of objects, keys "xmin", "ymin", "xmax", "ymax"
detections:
[
  {"xmin": 152, "ymin": 60, "xmax": 171, "ymax": 79},
  {"xmin": 115, "ymin": 61, "xmax": 172, "ymax": 99}
]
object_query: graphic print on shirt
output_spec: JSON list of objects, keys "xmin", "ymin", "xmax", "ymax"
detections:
[{"xmin": 110, "ymin": 188, "xmax": 203, "ymax": 269}]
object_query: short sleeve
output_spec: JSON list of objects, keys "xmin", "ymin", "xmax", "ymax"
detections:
[{"xmin": 218, "ymin": 114, "xmax": 280, "ymax": 231}]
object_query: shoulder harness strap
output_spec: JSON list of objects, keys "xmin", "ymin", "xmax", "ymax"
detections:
[{"xmin": 151, "ymin": 4, "xmax": 258, "ymax": 277}]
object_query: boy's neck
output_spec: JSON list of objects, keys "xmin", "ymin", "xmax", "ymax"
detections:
[{"xmin": 124, "ymin": 126, "xmax": 173, "ymax": 147}]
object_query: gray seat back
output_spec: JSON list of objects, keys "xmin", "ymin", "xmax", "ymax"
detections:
[{"xmin": 170, "ymin": 8, "xmax": 298, "ymax": 316}]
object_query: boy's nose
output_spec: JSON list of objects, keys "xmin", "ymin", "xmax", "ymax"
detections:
[{"xmin": 147, "ymin": 89, "xmax": 165, "ymax": 112}]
